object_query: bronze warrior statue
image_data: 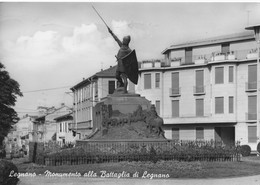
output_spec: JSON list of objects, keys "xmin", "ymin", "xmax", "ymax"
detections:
[
  {"xmin": 108, "ymin": 28, "xmax": 131, "ymax": 93},
  {"xmin": 92, "ymin": 6, "xmax": 139, "ymax": 94}
]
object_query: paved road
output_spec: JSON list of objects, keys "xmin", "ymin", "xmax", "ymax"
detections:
[{"xmin": 19, "ymin": 175, "xmax": 260, "ymax": 185}]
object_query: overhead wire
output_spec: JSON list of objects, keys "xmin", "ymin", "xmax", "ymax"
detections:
[{"xmin": 22, "ymin": 86, "xmax": 72, "ymax": 93}]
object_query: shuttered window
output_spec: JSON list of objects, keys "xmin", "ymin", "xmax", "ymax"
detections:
[
  {"xmin": 185, "ymin": 48, "xmax": 193, "ymax": 64},
  {"xmin": 248, "ymin": 96, "xmax": 257, "ymax": 120},
  {"xmin": 95, "ymin": 82, "xmax": 98, "ymax": 97},
  {"xmin": 248, "ymin": 126, "xmax": 257, "ymax": 143},
  {"xmin": 195, "ymin": 70, "xmax": 204, "ymax": 93},
  {"xmin": 215, "ymin": 67, "xmax": 224, "ymax": 84},
  {"xmin": 108, "ymin": 81, "xmax": 115, "ymax": 94},
  {"xmin": 144, "ymin": 74, "xmax": 151, "ymax": 89},
  {"xmin": 172, "ymin": 72, "xmax": 179, "ymax": 94},
  {"xmin": 229, "ymin": 66, "xmax": 234, "ymax": 83},
  {"xmin": 229, "ymin": 96, "xmax": 234, "ymax": 113},
  {"xmin": 155, "ymin": 73, "xmax": 160, "ymax": 88},
  {"xmin": 248, "ymin": 64, "xmax": 257, "ymax": 90},
  {"xmin": 172, "ymin": 100, "xmax": 179, "ymax": 117},
  {"xmin": 196, "ymin": 99, "xmax": 204, "ymax": 117},
  {"xmin": 221, "ymin": 43, "xmax": 230, "ymax": 54},
  {"xmin": 215, "ymin": 97, "xmax": 224, "ymax": 114},
  {"xmin": 196, "ymin": 127, "xmax": 204, "ymax": 140},
  {"xmin": 172, "ymin": 128, "xmax": 180, "ymax": 140},
  {"xmin": 155, "ymin": 100, "xmax": 160, "ymax": 116}
]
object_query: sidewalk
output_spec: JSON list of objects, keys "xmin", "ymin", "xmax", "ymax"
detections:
[{"xmin": 19, "ymin": 174, "xmax": 260, "ymax": 185}]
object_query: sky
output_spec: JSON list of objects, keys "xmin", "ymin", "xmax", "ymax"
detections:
[{"xmin": 0, "ymin": 2, "xmax": 260, "ymax": 116}]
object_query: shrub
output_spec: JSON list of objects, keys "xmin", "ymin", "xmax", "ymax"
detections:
[
  {"xmin": 0, "ymin": 160, "xmax": 19, "ymax": 185},
  {"xmin": 240, "ymin": 145, "xmax": 251, "ymax": 157}
]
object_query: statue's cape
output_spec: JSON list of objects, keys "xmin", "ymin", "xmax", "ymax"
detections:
[{"xmin": 122, "ymin": 49, "xmax": 139, "ymax": 85}]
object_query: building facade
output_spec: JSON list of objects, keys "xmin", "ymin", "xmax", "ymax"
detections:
[
  {"xmin": 71, "ymin": 66, "xmax": 136, "ymax": 139},
  {"xmin": 34, "ymin": 104, "xmax": 72, "ymax": 142},
  {"xmin": 136, "ymin": 31, "xmax": 259, "ymax": 151},
  {"xmin": 5, "ymin": 115, "xmax": 37, "ymax": 155},
  {"xmin": 54, "ymin": 112, "xmax": 76, "ymax": 144}
]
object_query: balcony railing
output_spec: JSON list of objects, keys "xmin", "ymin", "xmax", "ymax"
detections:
[
  {"xmin": 141, "ymin": 60, "xmax": 162, "ymax": 68},
  {"xmin": 245, "ymin": 81, "xmax": 257, "ymax": 92},
  {"xmin": 193, "ymin": 85, "xmax": 205, "ymax": 95},
  {"xmin": 163, "ymin": 48, "xmax": 259, "ymax": 68},
  {"xmin": 169, "ymin": 87, "xmax": 181, "ymax": 97},
  {"xmin": 246, "ymin": 113, "xmax": 257, "ymax": 121},
  {"xmin": 163, "ymin": 113, "xmax": 211, "ymax": 119}
]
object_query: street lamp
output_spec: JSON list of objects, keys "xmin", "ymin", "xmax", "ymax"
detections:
[{"xmin": 246, "ymin": 24, "xmax": 260, "ymax": 145}]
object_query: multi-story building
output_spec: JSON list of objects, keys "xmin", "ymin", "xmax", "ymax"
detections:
[
  {"xmin": 33, "ymin": 104, "xmax": 72, "ymax": 142},
  {"xmin": 5, "ymin": 115, "xmax": 37, "ymax": 155},
  {"xmin": 136, "ymin": 31, "xmax": 259, "ymax": 150},
  {"xmin": 71, "ymin": 66, "xmax": 135, "ymax": 139},
  {"xmin": 54, "ymin": 112, "xmax": 75, "ymax": 144}
]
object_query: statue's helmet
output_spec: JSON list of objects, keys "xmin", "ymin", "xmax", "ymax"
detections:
[{"xmin": 123, "ymin": 35, "xmax": 131, "ymax": 45}]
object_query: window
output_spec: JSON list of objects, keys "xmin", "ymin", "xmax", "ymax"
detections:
[
  {"xmin": 60, "ymin": 123, "xmax": 62, "ymax": 132},
  {"xmin": 171, "ymin": 72, "xmax": 180, "ymax": 95},
  {"xmin": 196, "ymin": 99, "xmax": 204, "ymax": 117},
  {"xmin": 155, "ymin": 73, "xmax": 160, "ymax": 88},
  {"xmin": 185, "ymin": 47, "xmax": 192, "ymax": 64},
  {"xmin": 108, "ymin": 81, "xmax": 115, "ymax": 94},
  {"xmin": 172, "ymin": 128, "xmax": 180, "ymax": 140},
  {"xmin": 196, "ymin": 127, "xmax": 204, "ymax": 140},
  {"xmin": 95, "ymin": 82, "xmax": 98, "ymax": 97},
  {"xmin": 215, "ymin": 67, "xmax": 224, "ymax": 84},
  {"xmin": 229, "ymin": 66, "xmax": 234, "ymax": 83},
  {"xmin": 248, "ymin": 126, "xmax": 257, "ymax": 143},
  {"xmin": 248, "ymin": 96, "xmax": 257, "ymax": 120},
  {"xmin": 77, "ymin": 90, "xmax": 80, "ymax": 103},
  {"xmin": 155, "ymin": 100, "xmax": 160, "ymax": 116},
  {"xmin": 221, "ymin": 43, "xmax": 230, "ymax": 54},
  {"xmin": 172, "ymin": 100, "xmax": 179, "ymax": 117},
  {"xmin": 81, "ymin": 89, "xmax": 83, "ymax": 102},
  {"xmin": 229, "ymin": 96, "xmax": 234, "ymax": 113},
  {"xmin": 248, "ymin": 64, "xmax": 257, "ymax": 90},
  {"xmin": 144, "ymin": 74, "xmax": 151, "ymax": 89},
  {"xmin": 195, "ymin": 70, "xmax": 204, "ymax": 93},
  {"xmin": 215, "ymin": 97, "xmax": 224, "ymax": 114}
]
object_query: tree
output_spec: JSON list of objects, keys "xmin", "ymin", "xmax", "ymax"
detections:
[{"xmin": 0, "ymin": 62, "xmax": 23, "ymax": 146}]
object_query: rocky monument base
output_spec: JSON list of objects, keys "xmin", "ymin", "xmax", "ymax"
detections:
[{"xmin": 90, "ymin": 91, "xmax": 165, "ymax": 140}]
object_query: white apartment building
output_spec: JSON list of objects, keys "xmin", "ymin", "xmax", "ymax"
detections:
[
  {"xmin": 136, "ymin": 31, "xmax": 259, "ymax": 151},
  {"xmin": 71, "ymin": 66, "xmax": 119, "ymax": 139}
]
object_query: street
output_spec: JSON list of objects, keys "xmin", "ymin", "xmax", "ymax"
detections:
[{"xmin": 19, "ymin": 174, "xmax": 260, "ymax": 185}]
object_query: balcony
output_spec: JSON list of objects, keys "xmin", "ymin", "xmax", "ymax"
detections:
[
  {"xmin": 246, "ymin": 112, "xmax": 257, "ymax": 122},
  {"xmin": 193, "ymin": 85, "xmax": 205, "ymax": 95},
  {"xmin": 141, "ymin": 60, "xmax": 162, "ymax": 69},
  {"xmin": 210, "ymin": 52, "xmax": 237, "ymax": 62},
  {"xmin": 169, "ymin": 87, "xmax": 181, "ymax": 97},
  {"xmin": 170, "ymin": 58, "xmax": 182, "ymax": 67},
  {"xmin": 159, "ymin": 48, "xmax": 259, "ymax": 69},
  {"xmin": 245, "ymin": 82, "xmax": 257, "ymax": 92},
  {"xmin": 246, "ymin": 49, "xmax": 258, "ymax": 59},
  {"xmin": 213, "ymin": 53, "xmax": 226, "ymax": 61}
]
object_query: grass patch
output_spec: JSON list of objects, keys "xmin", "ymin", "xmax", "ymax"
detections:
[{"xmin": 16, "ymin": 158, "xmax": 260, "ymax": 179}]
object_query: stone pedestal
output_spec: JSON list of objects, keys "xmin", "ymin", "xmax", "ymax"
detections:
[{"xmin": 92, "ymin": 92, "xmax": 158, "ymax": 140}]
